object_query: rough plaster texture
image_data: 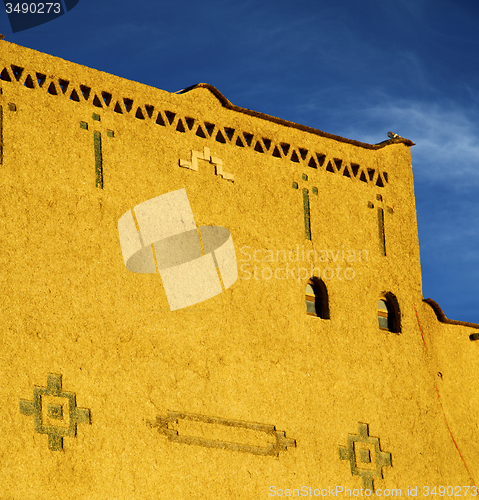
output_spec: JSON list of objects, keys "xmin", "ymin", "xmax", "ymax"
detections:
[{"xmin": 1, "ymin": 38, "xmax": 478, "ymax": 498}]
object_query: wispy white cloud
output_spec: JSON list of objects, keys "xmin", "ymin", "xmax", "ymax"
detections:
[{"xmin": 340, "ymin": 98, "xmax": 479, "ymax": 186}]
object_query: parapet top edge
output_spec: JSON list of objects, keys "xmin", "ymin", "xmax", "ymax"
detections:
[
  {"xmin": 424, "ymin": 298, "xmax": 479, "ymax": 329},
  {"xmin": 0, "ymin": 37, "xmax": 169, "ymax": 97},
  {"xmin": 0, "ymin": 37, "xmax": 414, "ymax": 152},
  {"xmin": 179, "ymin": 83, "xmax": 416, "ymax": 151}
]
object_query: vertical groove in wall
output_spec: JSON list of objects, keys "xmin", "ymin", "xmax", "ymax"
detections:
[
  {"xmin": 94, "ymin": 131, "xmax": 103, "ymax": 188},
  {"xmin": 378, "ymin": 207, "xmax": 386, "ymax": 256},
  {"xmin": 303, "ymin": 188, "xmax": 311, "ymax": 241}
]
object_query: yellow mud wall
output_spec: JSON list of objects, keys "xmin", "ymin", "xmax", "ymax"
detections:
[
  {"xmin": 0, "ymin": 39, "xmax": 477, "ymax": 498},
  {"xmin": 418, "ymin": 299, "xmax": 479, "ymax": 487}
]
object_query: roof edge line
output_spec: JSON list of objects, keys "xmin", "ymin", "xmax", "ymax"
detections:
[
  {"xmin": 424, "ymin": 298, "xmax": 479, "ymax": 329},
  {"xmin": 179, "ymin": 83, "xmax": 415, "ymax": 150}
]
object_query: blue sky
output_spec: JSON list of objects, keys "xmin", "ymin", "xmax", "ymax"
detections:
[{"xmin": 2, "ymin": 0, "xmax": 478, "ymax": 323}]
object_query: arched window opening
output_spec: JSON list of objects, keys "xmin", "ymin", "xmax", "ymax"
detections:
[
  {"xmin": 377, "ymin": 293, "xmax": 401, "ymax": 333},
  {"xmin": 306, "ymin": 278, "xmax": 329, "ymax": 319},
  {"xmin": 378, "ymin": 299, "xmax": 391, "ymax": 330},
  {"xmin": 306, "ymin": 283, "xmax": 319, "ymax": 316}
]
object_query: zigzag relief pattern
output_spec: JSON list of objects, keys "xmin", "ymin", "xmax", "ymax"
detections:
[{"xmin": 0, "ymin": 63, "xmax": 388, "ymax": 188}]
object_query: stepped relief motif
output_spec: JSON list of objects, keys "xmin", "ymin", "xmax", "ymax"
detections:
[
  {"xmin": 19, "ymin": 374, "xmax": 91, "ymax": 451},
  {"xmin": 148, "ymin": 411, "xmax": 296, "ymax": 457},
  {"xmin": 339, "ymin": 423, "xmax": 392, "ymax": 492}
]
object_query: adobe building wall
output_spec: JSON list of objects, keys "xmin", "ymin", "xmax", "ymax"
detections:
[{"xmin": 1, "ymin": 38, "xmax": 478, "ymax": 498}]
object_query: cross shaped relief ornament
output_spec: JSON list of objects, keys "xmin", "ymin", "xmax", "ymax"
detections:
[
  {"xmin": 20, "ymin": 374, "xmax": 91, "ymax": 451},
  {"xmin": 292, "ymin": 173, "xmax": 318, "ymax": 240},
  {"xmin": 179, "ymin": 146, "xmax": 234, "ymax": 182},
  {"xmin": 339, "ymin": 423, "xmax": 392, "ymax": 491},
  {"xmin": 80, "ymin": 112, "xmax": 115, "ymax": 189},
  {"xmin": 368, "ymin": 194, "xmax": 394, "ymax": 256}
]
